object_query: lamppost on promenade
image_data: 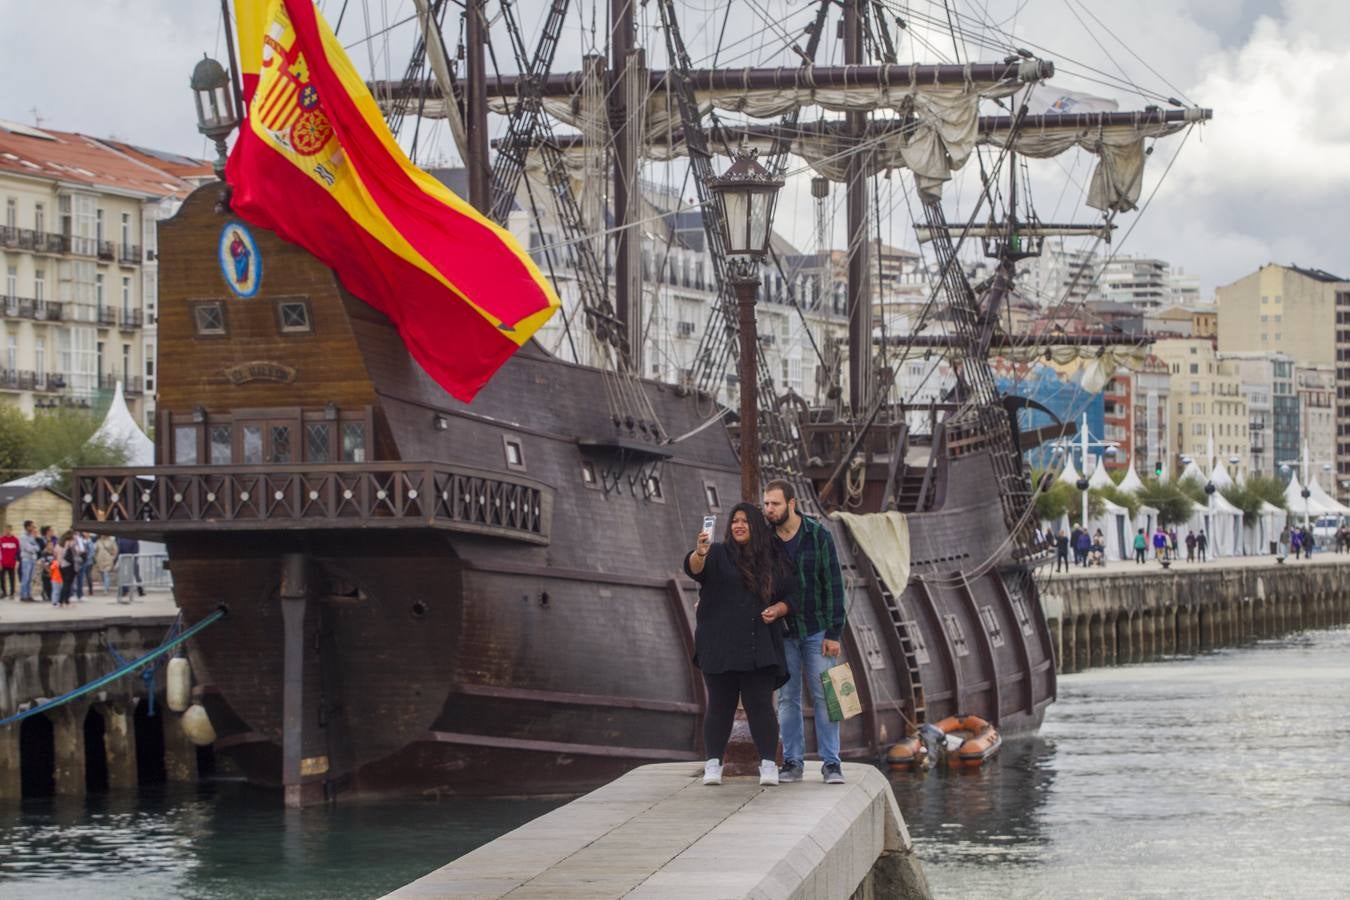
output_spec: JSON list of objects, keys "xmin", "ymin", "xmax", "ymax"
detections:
[
  {"xmin": 191, "ymin": 55, "xmax": 239, "ymax": 180},
  {"xmin": 708, "ymin": 150, "xmax": 784, "ymax": 502}
]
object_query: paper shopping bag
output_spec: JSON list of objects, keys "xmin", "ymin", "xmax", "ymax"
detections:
[{"xmin": 820, "ymin": 662, "xmax": 862, "ymax": 722}]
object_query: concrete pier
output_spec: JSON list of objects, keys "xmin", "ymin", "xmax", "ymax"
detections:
[
  {"xmin": 1042, "ymin": 555, "xmax": 1350, "ymax": 674},
  {"xmin": 0, "ymin": 595, "xmax": 199, "ymax": 799},
  {"xmin": 384, "ymin": 762, "xmax": 931, "ymax": 900}
]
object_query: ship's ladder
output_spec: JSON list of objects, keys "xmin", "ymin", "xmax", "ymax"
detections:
[{"xmin": 855, "ymin": 550, "xmax": 927, "ymax": 727}]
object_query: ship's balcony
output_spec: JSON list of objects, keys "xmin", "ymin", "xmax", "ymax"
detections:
[{"xmin": 73, "ymin": 462, "xmax": 553, "ymax": 544}]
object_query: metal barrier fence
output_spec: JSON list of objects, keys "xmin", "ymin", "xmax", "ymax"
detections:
[{"xmin": 112, "ymin": 553, "xmax": 172, "ymax": 594}]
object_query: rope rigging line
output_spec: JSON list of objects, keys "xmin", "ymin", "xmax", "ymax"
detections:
[{"xmin": 0, "ymin": 608, "xmax": 227, "ymax": 729}]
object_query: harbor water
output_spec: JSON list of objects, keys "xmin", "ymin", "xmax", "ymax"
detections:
[{"xmin": 0, "ymin": 627, "xmax": 1346, "ymax": 899}]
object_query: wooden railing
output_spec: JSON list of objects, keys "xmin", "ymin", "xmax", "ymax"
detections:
[{"xmin": 74, "ymin": 462, "xmax": 553, "ymax": 544}]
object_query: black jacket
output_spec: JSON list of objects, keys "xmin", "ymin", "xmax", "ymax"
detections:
[{"xmin": 684, "ymin": 542, "xmax": 797, "ymax": 686}]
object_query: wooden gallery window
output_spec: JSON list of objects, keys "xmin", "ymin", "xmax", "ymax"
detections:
[
  {"xmin": 274, "ymin": 297, "xmax": 313, "ymax": 334},
  {"xmin": 189, "ymin": 300, "xmax": 227, "ymax": 337},
  {"xmin": 164, "ymin": 406, "xmax": 372, "ymax": 465}
]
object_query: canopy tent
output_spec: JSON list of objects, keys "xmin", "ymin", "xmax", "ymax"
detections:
[
  {"xmin": 1186, "ymin": 489, "xmax": 1243, "ymax": 558},
  {"xmin": 1179, "ymin": 459, "xmax": 1209, "ymax": 486},
  {"xmin": 1283, "ymin": 474, "xmax": 1338, "ymax": 520},
  {"xmin": 1087, "ymin": 462, "xmax": 1114, "ymax": 489},
  {"xmin": 1243, "ymin": 500, "xmax": 1288, "ymax": 556},
  {"xmin": 1305, "ymin": 473, "xmax": 1350, "ymax": 517},
  {"xmin": 1209, "ymin": 460, "xmax": 1235, "ymax": 490},
  {"xmin": 1116, "ymin": 467, "xmax": 1146, "ymax": 494},
  {"xmin": 1088, "ymin": 497, "xmax": 1131, "ymax": 562},
  {"xmin": 1133, "ymin": 502, "xmax": 1160, "ymax": 540},
  {"xmin": 1057, "ymin": 457, "xmax": 1082, "ymax": 486}
]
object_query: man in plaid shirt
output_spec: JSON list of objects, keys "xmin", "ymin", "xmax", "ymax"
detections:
[{"xmin": 762, "ymin": 479, "xmax": 847, "ymax": 784}]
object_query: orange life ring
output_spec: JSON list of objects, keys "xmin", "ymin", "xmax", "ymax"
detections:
[{"xmin": 932, "ymin": 714, "xmax": 1002, "ymax": 768}]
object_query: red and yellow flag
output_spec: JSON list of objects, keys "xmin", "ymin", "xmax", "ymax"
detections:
[{"xmin": 225, "ymin": 0, "xmax": 559, "ymax": 402}]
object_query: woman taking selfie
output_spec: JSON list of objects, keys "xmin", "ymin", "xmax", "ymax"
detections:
[{"xmin": 684, "ymin": 502, "xmax": 797, "ymax": 786}]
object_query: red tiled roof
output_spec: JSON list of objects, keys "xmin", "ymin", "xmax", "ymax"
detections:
[{"xmin": 0, "ymin": 121, "xmax": 210, "ymax": 200}]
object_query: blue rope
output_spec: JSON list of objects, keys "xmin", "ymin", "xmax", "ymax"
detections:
[{"xmin": 0, "ymin": 608, "xmax": 227, "ymax": 728}]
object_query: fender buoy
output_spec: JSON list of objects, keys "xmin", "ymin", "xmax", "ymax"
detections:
[
  {"xmin": 932, "ymin": 715, "xmax": 1002, "ymax": 767},
  {"xmin": 166, "ymin": 657, "xmax": 191, "ymax": 712},
  {"xmin": 885, "ymin": 735, "xmax": 924, "ymax": 770},
  {"xmin": 181, "ymin": 703, "xmax": 216, "ymax": 746}
]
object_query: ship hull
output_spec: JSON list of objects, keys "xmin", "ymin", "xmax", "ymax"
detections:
[{"xmin": 77, "ymin": 185, "xmax": 1055, "ymax": 800}]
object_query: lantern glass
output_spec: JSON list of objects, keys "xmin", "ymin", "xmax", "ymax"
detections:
[
  {"xmin": 722, "ymin": 190, "xmax": 750, "ymax": 254},
  {"xmin": 748, "ymin": 190, "xmax": 772, "ymax": 254}
]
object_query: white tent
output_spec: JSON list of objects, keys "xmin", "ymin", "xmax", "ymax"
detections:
[
  {"xmin": 1244, "ymin": 500, "xmax": 1287, "ymax": 556},
  {"xmin": 1057, "ymin": 457, "xmax": 1082, "ymax": 486},
  {"xmin": 1305, "ymin": 473, "xmax": 1350, "ymax": 517},
  {"xmin": 89, "ymin": 381, "xmax": 154, "ymax": 465},
  {"xmin": 1087, "ymin": 461, "xmax": 1114, "ymax": 489},
  {"xmin": 1088, "ymin": 497, "xmax": 1132, "ymax": 562},
  {"xmin": 1187, "ymin": 489, "xmax": 1243, "ymax": 557},
  {"xmin": 1117, "ymin": 467, "xmax": 1146, "ymax": 494},
  {"xmin": 1210, "ymin": 460, "xmax": 1235, "ymax": 490},
  {"xmin": 1179, "ymin": 459, "xmax": 1209, "ymax": 486},
  {"xmin": 1284, "ymin": 474, "xmax": 1336, "ymax": 520}
]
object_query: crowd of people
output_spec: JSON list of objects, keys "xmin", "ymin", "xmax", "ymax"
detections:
[
  {"xmin": 0, "ymin": 521, "xmax": 146, "ymax": 607},
  {"xmin": 1040, "ymin": 520, "xmax": 1350, "ymax": 571},
  {"xmin": 684, "ymin": 479, "xmax": 848, "ymax": 787}
]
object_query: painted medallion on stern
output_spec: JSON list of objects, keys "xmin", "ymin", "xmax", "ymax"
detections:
[{"xmin": 218, "ymin": 221, "xmax": 262, "ymax": 298}]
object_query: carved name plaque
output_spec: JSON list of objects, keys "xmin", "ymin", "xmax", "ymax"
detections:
[{"xmin": 223, "ymin": 361, "xmax": 298, "ymax": 385}]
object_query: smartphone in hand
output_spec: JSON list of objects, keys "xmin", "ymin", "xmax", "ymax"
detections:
[{"xmin": 701, "ymin": 515, "xmax": 716, "ymax": 539}]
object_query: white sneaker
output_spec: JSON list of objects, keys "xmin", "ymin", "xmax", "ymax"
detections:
[
  {"xmin": 703, "ymin": 759, "xmax": 723, "ymax": 785},
  {"xmin": 759, "ymin": 759, "xmax": 779, "ymax": 786}
]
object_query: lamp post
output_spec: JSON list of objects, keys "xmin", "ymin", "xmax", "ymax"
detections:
[
  {"xmin": 191, "ymin": 55, "xmax": 239, "ymax": 180},
  {"xmin": 708, "ymin": 150, "xmax": 784, "ymax": 502}
]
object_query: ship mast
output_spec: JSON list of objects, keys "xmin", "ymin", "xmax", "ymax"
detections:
[
  {"xmin": 464, "ymin": 0, "xmax": 491, "ymax": 211},
  {"xmin": 844, "ymin": 0, "xmax": 872, "ymax": 415},
  {"xmin": 610, "ymin": 0, "xmax": 642, "ymax": 372}
]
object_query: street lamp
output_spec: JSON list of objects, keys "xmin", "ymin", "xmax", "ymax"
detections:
[
  {"xmin": 708, "ymin": 150, "xmax": 784, "ymax": 502},
  {"xmin": 191, "ymin": 55, "xmax": 239, "ymax": 180}
]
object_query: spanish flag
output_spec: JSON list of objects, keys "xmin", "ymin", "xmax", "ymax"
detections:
[{"xmin": 225, "ymin": 0, "xmax": 559, "ymax": 402}]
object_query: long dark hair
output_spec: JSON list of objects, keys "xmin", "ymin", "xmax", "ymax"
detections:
[{"xmin": 722, "ymin": 502, "xmax": 785, "ymax": 604}]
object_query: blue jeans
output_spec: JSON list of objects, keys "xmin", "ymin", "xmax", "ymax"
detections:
[
  {"xmin": 778, "ymin": 630, "xmax": 841, "ymax": 766},
  {"xmin": 19, "ymin": 558, "xmax": 33, "ymax": 600}
]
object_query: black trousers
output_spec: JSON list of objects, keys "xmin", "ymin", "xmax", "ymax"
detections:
[
  {"xmin": 1055, "ymin": 551, "xmax": 1068, "ymax": 573},
  {"xmin": 0, "ymin": 566, "xmax": 13, "ymax": 596},
  {"xmin": 702, "ymin": 668, "xmax": 779, "ymax": 762}
]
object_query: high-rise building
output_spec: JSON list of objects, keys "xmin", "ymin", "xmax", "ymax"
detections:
[
  {"xmin": 1216, "ymin": 263, "xmax": 1350, "ymax": 500},
  {"xmin": 1220, "ymin": 352, "xmax": 1297, "ymax": 477},
  {"xmin": 0, "ymin": 120, "xmax": 209, "ymax": 426},
  {"xmin": 1153, "ymin": 338, "xmax": 1250, "ymax": 473}
]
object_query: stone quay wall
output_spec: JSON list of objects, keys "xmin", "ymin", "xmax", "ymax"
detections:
[
  {"xmin": 0, "ymin": 617, "xmax": 201, "ymax": 799},
  {"xmin": 1040, "ymin": 562, "xmax": 1350, "ymax": 673}
]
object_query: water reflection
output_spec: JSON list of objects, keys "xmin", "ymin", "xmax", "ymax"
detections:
[
  {"xmin": 890, "ymin": 735, "xmax": 1057, "ymax": 870},
  {"xmin": 0, "ymin": 783, "xmax": 562, "ymax": 900}
]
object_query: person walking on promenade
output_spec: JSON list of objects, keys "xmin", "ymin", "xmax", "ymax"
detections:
[
  {"xmin": 1055, "ymin": 529, "xmax": 1070, "ymax": 573},
  {"xmin": 1074, "ymin": 528, "xmax": 1092, "ymax": 567},
  {"xmin": 1152, "ymin": 526, "xmax": 1168, "ymax": 562},
  {"xmin": 18, "ymin": 520, "xmax": 39, "ymax": 602},
  {"xmin": 1133, "ymin": 528, "xmax": 1147, "ymax": 564},
  {"xmin": 1291, "ymin": 528, "xmax": 1303, "ymax": 560},
  {"xmin": 684, "ymin": 502, "xmax": 796, "ymax": 788},
  {"xmin": 1090, "ymin": 529, "xmax": 1106, "ymax": 567},
  {"xmin": 116, "ymin": 536, "xmax": 145, "ymax": 601},
  {"xmin": 38, "ymin": 526, "xmax": 55, "ymax": 605},
  {"xmin": 0, "ymin": 524, "xmax": 18, "ymax": 598},
  {"xmin": 1304, "ymin": 527, "xmax": 1316, "ymax": 556},
  {"xmin": 763, "ymin": 480, "xmax": 848, "ymax": 786},
  {"xmin": 76, "ymin": 532, "xmax": 95, "ymax": 597},
  {"xmin": 1185, "ymin": 530, "xmax": 1197, "ymax": 563},
  {"xmin": 54, "ymin": 530, "xmax": 78, "ymax": 608},
  {"xmin": 1168, "ymin": 529, "xmax": 1179, "ymax": 561},
  {"xmin": 94, "ymin": 534, "xmax": 119, "ymax": 594},
  {"xmin": 1196, "ymin": 530, "xmax": 1209, "ymax": 562}
]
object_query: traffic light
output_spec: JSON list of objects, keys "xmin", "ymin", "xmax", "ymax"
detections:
[{"xmin": 1153, "ymin": 460, "xmax": 1163, "ymax": 477}]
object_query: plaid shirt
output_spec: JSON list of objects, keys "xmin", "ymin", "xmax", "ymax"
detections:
[{"xmin": 781, "ymin": 515, "xmax": 846, "ymax": 640}]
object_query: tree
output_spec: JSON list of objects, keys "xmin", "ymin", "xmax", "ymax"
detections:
[
  {"xmin": 1245, "ymin": 474, "xmax": 1288, "ymax": 511},
  {"xmin": 1093, "ymin": 484, "xmax": 1140, "ymax": 519},
  {"xmin": 0, "ymin": 406, "xmax": 130, "ymax": 498},
  {"xmin": 1220, "ymin": 484, "xmax": 1262, "ymax": 527},
  {"xmin": 1033, "ymin": 480, "xmax": 1102, "ymax": 525},
  {"xmin": 1135, "ymin": 478, "xmax": 1196, "ymax": 527}
]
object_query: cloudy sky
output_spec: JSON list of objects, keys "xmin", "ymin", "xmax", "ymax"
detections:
[{"xmin": 0, "ymin": 0, "xmax": 1343, "ymax": 297}]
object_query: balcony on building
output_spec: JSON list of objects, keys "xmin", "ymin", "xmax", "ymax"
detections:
[
  {"xmin": 96, "ymin": 305, "xmax": 118, "ymax": 327},
  {"xmin": 97, "ymin": 372, "xmax": 143, "ymax": 395},
  {"xmin": 97, "ymin": 240, "xmax": 116, "ymax": 262},
  {"xmin": 118, "ymin": 243, "xmax": 142, "ymax": 266},
  {"xmin": 2, "ymin": 297, "xmax": 63, "ymax": 323},
  {"xmin": 118, "ymin": 308, "xmax": 144, "ymax": 331}
]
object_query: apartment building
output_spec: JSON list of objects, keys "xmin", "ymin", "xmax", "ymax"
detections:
[
  {"xmin": 1297, "ymin": 364, "xmax": 1335, "ymax": 476},
  {"xmin": 1153, "ymin": 338, "xmax": 1250, "ymax": 472},
  {"xmin": 1216, "ymin": 263, "xmax": 1350, "ymax": 499},
  {"xmin": 0, "ymin": 120, "xmax": 208, "ymax": 426},
  {"xmin": 1220, "ymin": 352, "xmax": 1297, "ymax": 477},
  {"xmin": 1100, "ymin": 355, "xmax": 1171, "ymax": 476}
]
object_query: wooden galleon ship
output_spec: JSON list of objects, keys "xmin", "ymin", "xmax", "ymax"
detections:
[{"xmin": 74, "ymin": 0, "xmax": 1207, "ymax": 802}]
